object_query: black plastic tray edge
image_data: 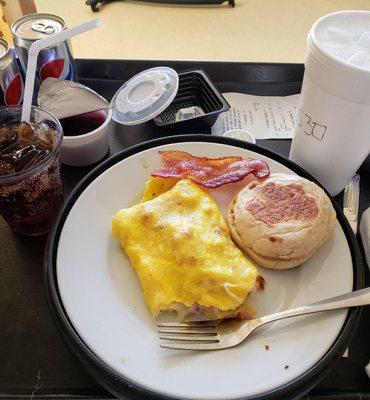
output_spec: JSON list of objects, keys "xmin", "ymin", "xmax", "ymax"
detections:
[
  {"xmin": 44, "ymin": 134, "xmax": 365, "ymax": 400},
  {"xmin": 76, "ymin": 59, "xmax": 304, "ymax": 83}
]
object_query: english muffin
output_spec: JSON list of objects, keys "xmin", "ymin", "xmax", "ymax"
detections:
[{"xmin": 227, "ymin": 173, "xmax": 336, "ymax": 269}]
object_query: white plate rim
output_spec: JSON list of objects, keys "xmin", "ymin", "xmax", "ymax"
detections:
[{"xmin": 45, "ymin": 134, "xmax": 364, "ymax": 400}]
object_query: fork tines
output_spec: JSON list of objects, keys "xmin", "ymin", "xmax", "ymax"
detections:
[{"xmin": 157, "ymin": 321, "xmax": 221, "ymax": 350}]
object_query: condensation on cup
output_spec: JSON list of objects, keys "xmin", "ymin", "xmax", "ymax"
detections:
[{"xmin": 290, "ymin": 11, "xmax": 370, "ymax": 196}]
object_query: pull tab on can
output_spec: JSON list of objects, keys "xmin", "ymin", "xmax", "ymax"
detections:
[{"xmin": 31, "ymin": 21, "xmax": 58, "ymax": 35}]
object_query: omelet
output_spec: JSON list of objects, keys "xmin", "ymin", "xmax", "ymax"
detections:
[
  {"xmin": 141, "ymin": 176, "xmax": 179, "ymax": 202},
  {"xmin": 112, "ymin": 179, "xmax": 260, "ymax": 320}
]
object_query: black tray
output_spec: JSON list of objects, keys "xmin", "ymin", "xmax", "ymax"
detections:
[{"xmin": 1, "ymin": 59, "xmax": 369, "ymax": 400}]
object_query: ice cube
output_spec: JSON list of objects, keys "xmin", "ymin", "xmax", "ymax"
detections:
[
  {"xmin": 14, "ymin": 146, "xmax": 40, "ymax": 172},
  {"xmin": 349, "ymin": 50, "xmax": 368, "ymax": 66},
  {"xmin": 18, "ymin": 122, "xmax": 37, "ymax": 141},
  {"xmin": 13, "ymin": 145, "xmax": 36, "ymax": 162},
  {"xmin": 326, "ymin": 26, "xmax": 353, "ymax": 43},
  {"xmin": 0, "ymin": 124, "xmax": 18, "ymax": 151},
  {"xmin": 36, "ymin": 121, "xmax": 55, "ymax": 148},
  {"xmin": 358, "ymin": 31, "xmax": 370, "ymax": 49},
  {"xmin": 27, "ymin": 148, "xmax": 50, "ymax": 168}
]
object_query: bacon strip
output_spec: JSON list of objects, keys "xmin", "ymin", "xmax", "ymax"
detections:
[{"xmin": 151, "ymin": 150, "xmax": 270, "ymax": 188}]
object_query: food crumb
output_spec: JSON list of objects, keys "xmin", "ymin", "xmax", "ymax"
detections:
[
  {"xmin": 139, "ymin": 158, "xmax": 149, "ymax": 169},
  {"xmin": 284, "ymin": 365, "xmax": 289, "ymax": 369},
  {"xmin": 120, "ymin": 357, "xmax": 125, "ymax": 363},
  {"xmin": 257, "ymin": 276, "xmax": 266, "ymax": 291},
  {"xmin": 264, "ymin": 345, "xmax": 270, "ymax": 351}
]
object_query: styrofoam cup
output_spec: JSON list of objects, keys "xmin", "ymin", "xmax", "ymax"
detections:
[{"xmin": 290, "ymin": 11, "xmax": 370, "ymax": 196}]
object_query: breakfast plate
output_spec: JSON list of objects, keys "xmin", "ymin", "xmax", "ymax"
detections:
[{"xmin": 45, "ymin": 135, "xmax": 364, "ymax": 400}]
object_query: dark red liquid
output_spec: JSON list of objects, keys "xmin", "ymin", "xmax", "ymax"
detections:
[{"xmin": 60, "ymin": 109, "xmax": 108, "ymax": 136}]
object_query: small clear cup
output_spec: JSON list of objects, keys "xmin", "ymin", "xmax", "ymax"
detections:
[{"xmin": 0, "ymin": 106, "xmax": 63, "ymax": 236}]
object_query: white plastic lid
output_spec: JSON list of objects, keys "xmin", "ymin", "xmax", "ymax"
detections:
[
  {"xmin": 222, "ymin": 129, "xmax": 256, "ymax": 143},
  {"xmin": 111, "ymin": 67, "xmax": 179, "ymax": 125},
  {"xmin": 310, "ymin": 10, "xmax": 370, "ymax": 71}
]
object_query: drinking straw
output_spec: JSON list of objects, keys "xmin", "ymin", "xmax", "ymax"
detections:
[{"xmin": 21, "ymin": 19, "xmax": 100, "ymax": 122}]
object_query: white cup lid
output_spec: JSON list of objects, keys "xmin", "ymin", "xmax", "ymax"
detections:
[
  {"xmin": 111, "ymin": 67, "xmax": 179, "ymax": 125},
  {"xmin": 311, "ymin": 11, "xmax": 370, "ymax": 71}
]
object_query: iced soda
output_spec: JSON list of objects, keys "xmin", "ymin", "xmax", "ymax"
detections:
[{"xmin": 0, "ymin": 106, "xmax": 63, "ymax": 235}]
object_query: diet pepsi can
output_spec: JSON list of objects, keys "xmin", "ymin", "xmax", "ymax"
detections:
[
  {"xmin": 0, "ymin": 38, "xmax": 24, "ymax": 106},
  {"xmin": 11, "ymin": 13, "xmax": 77, "ymax": 84}
]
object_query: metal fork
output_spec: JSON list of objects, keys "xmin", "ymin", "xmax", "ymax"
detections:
[{"xmin": 158, "ymin": 287, "xmax": 370, "ymax": 350}]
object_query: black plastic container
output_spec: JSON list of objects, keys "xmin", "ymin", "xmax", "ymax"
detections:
[{"xmin": 153, "ymin": 69, "xmax": 230, "ymax": 132}]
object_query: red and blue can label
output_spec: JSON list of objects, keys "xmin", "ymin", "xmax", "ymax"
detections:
[
  {"xmin": 11, "ymin": 14, "xmax": 77, "ymax": 88},
  {"xmin": 0, "ymin": 51, "xmax": 24, "ymax": 106},
  {"xmin": 37, "ymin": 43, "xmax": 74, "ymax": 82}
]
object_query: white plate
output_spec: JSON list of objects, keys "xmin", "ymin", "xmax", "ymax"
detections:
[{"xmin": 51, "ymin": 139, "xmax": 358, "ymax": 400}]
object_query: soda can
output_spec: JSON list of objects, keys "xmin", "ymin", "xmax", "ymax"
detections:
[
  {"xmin": 11, "ymin": 13, "xmax": 77, "ymax": 83},
  {"xmin": 0, "ymin": 38, "xmax": 24, "ymax": 106}
]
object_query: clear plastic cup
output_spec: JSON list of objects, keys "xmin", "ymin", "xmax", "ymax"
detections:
[{"xmin": 0, "ymin": 106, "xmax": 63, "ymax": 235}]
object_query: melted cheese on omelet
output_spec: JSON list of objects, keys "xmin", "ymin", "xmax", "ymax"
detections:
[{"xmin": 112, "ymin": 179, "xmax": 259, "ymax": 316}]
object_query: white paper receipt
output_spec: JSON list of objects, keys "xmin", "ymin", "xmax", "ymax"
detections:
[{"xmin": 212, "ymin": 92, "xmax": 300, "ymax": 139}]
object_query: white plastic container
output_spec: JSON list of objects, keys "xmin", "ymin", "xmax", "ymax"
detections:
[
  {"xmin": 290, "ymin": 10, "xmax": 370, "ymax": 196},
  {"xmin": 222, "ymin": 129, "xmax": 256, "ymax": 143},
  {"xmin": 61, "ymin": 107, "xmax": 112, "ymax": 167}
]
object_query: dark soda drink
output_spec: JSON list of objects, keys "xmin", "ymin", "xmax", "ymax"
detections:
[{"xmin": 0, "ymin": 106, "xmax": 63, "ymax": 235}]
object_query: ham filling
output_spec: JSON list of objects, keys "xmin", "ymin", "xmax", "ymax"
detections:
[{"xmin": 164, "ymin": 276, "xmax": 265, "ymax": 321}]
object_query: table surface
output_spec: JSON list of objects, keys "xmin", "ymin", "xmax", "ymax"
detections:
[
  {"xmin": 0, "ymin": 59, "xmax": 369, "ymax": 400},
  {"xmin": 30, "ymin": 0, "xmax": 370, "ymax": 63}
]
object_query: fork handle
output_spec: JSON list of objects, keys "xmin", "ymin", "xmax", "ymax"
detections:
[{"xmin": 258, "ymin": 287, "xmax": 370, "ymax": 327}]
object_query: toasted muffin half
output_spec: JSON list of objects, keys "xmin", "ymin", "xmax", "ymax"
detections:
[{"xmin": 227, "ymin": 173, "xmax": 336, "ymax": 269}]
